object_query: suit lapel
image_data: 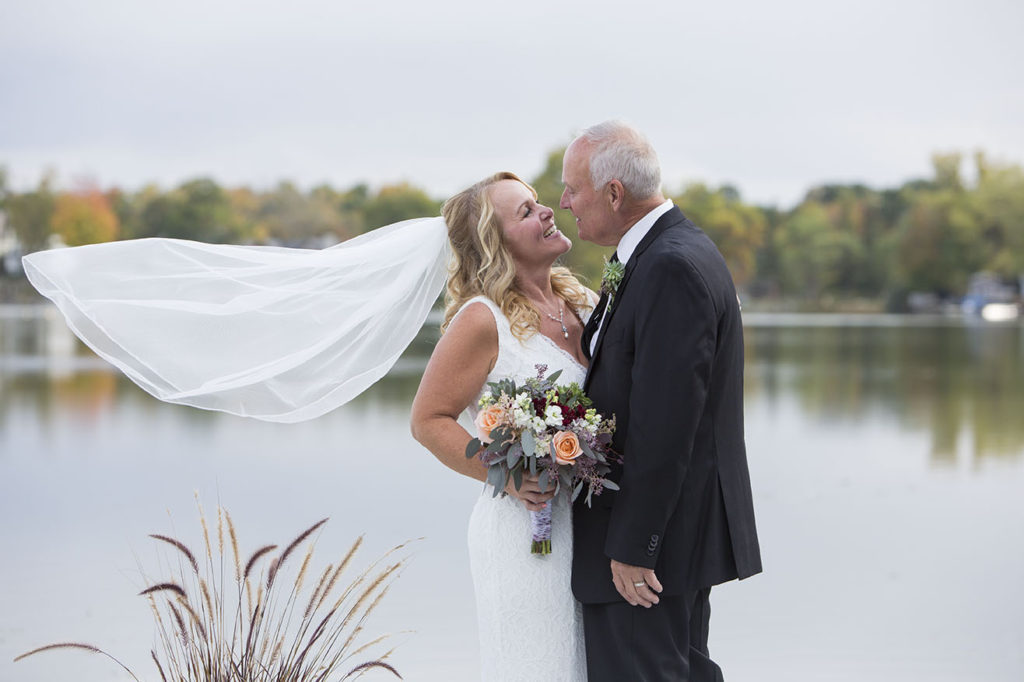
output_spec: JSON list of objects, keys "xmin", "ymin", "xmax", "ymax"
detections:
[
  {"xmin": 584, "ymin": 207, "xmax": 687, "ymax": 391},
  {"xmin": 580, "ymin": 290, "xmax": 608, "ymax": 361}
]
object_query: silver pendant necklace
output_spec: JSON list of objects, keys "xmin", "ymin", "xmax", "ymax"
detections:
[{"xmin": 544, "ymin": 303, "xmax": 569, "ymax": 339}]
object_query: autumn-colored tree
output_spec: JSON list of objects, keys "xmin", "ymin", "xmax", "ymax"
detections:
[{"xmin": 50, "ymin": 188, "xmax": 120, "ymax": 246}]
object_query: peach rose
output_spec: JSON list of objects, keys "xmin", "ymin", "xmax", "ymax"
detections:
[
  {"xmin": 552, "ymin": 431, "xmax": 583, "ymax": 465},
  {"xmin": 474, "ymin": 403, "xmax": 506, "ymax": 443}
]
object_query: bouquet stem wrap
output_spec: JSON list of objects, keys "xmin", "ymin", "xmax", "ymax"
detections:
[{"xmin": 530, "ymin": 501, "xmax": 552, "ymax": 555}]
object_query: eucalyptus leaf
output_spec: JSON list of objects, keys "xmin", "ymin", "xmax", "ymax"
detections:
[
  {"xmin": 521, "ymin": 429, "xmax": 536, "ymax": 457},
  {"xmin": 506, "ymin": 448, "xmax": 521, "ymax": 468},
  {"xmin": 571, "ymin": 480, "xmax": 584, "ymax": 503},
  {"xmin": 602, "ymin": 479, "xmax": 620, "ymax": 491},
  {"xmin": 528, "ymin": 454, "xmax": 537, "ymax": 475},
  {"xmin": 485, "ymin": 427, "xmax": 510, "ymax": 453},
  {"xmin": 487, "ymin": 466, "xmax": 505, "ymax": 497},
  {"xmin": 538, "ymin": 470, "xmax": 550, "ymax": 493},
  {"xmin": 512, "ymin": 466, "xmax": 523, "ymax": 491},
  {"xmin": 465, "ymin": 438, "xmax": 482, "ymax": 459},
  {"xmin": 579, "ymin": 438, "xmax": 606, "ymax": 464},
  {"xmin": 546, "ymin": 369, "xmax": 562, "ymax": 385},
  {"xmin": 559, "ymin": 469, "xmax": 573, "ymax": 489}
]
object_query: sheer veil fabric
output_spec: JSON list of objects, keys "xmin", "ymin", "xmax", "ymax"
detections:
[{"xmin": 22, "ymin": 217, "xmax": 450, "ymax": 423}]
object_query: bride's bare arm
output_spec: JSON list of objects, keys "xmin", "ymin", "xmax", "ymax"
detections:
[
  {"xmin": 410, "ymin": 302, "xmax": 555, "ymax": 509},
  {"xmin": 411, "ymin": 302, "xmax": 497, "ymax": 483}
]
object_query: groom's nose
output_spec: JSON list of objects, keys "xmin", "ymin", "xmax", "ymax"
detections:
[{"xmin": 559, "ymin": 189, "xmax": 571, "ymax": 211}]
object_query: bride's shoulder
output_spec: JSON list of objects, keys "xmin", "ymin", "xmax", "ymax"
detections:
[
  {"xmin": 447, "ymin": 298, "xmax": 500, "ymax": 343},
  {"xmin": 437, "ymin": 300, "xmax": 499, "ymax": 368},
  {"xmin": 451, "ymin": 295, "xmax": 503, "ymax": 327}
]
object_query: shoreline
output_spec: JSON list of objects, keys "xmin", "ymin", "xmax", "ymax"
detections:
[{"xmin": 4, "ymin": 301, "xmax": 1018, "ymax": 328}]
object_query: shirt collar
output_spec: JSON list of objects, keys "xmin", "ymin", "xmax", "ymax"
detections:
[{"xmin": 615, "ymin": 199, "xmax": 674, "ymax": 265}]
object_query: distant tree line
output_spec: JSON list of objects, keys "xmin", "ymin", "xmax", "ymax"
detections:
[{"xmin": 2, "ymin": 150, "xmax": 1022, "ymax": 307}]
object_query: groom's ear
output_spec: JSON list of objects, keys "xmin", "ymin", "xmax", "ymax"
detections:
[{"xmin": 606, "ymin": 179, "xmax": 625, "ymax": 211}]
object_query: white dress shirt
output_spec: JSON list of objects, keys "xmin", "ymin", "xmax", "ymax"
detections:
[{"xmin": 590, "ymin": 199, "xmax": 675, "ymax": 355}]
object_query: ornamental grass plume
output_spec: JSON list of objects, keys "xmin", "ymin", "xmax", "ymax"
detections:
[{"xmin": 14, "ymin": 502, "xmax": 407, "ymax": 681}]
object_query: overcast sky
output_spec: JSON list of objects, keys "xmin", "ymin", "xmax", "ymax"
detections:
[{"xmin": 2, "ymin": 0, "xmax": 1022, "ymax": 207}]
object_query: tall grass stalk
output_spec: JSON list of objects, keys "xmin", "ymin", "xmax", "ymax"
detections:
[{"xmin": 15, "ymin": 505, "xmax": 406, "ymax": 681}]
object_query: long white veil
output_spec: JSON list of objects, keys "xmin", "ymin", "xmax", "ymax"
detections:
[{"xmin": 22, "ymin": 217, "xmax": 450, "ymax": 423}]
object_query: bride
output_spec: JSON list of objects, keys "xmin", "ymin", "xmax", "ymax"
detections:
[
  {"xmin": 23, "ymin": 170, "xmax": 597, "ymax": 681},
  {"xmin": 411, "ymin": 172, "xmax": 595, "ymax": 681}
]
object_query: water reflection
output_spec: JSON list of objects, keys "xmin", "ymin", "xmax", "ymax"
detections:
[
  {"xmin": 3, "ymin": 308, "xmax": 1023, "ymax": 466},
  {"xmin": 744, "ymin": 320, "xmax": 1024, "ymax": 466}
]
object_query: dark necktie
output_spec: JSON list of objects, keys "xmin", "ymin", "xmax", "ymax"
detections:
[{"xmin": 581, "ymin": 252, "xmax": 618, "ymax": 360}]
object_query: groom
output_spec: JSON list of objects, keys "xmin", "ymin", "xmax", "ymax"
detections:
[{"xmin": 562, "ymin": 121, "xmax": 762, "ymax": 681}]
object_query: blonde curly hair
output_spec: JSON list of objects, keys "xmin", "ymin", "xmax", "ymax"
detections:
[{"xmin": 441, "ymin": 171, "xmax": 590, "ymax": 340}]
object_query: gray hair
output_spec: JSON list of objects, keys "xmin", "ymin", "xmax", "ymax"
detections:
[{"xmin": 577, "ymin": 120, "xmax": 662, "ymax": 200}]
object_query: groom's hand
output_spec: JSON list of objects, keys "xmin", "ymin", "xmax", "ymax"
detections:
[
  {"xmin": 505, "ymin": 473, "xmax": 556, "ymax": 511},
  {"xmin": 610, "ymin": 559, "xmax": 663, "ymax": 607}
]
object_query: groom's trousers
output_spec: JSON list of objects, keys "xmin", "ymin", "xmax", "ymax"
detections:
[{"xmin": 582, "ymin": 587, "xmax": 724, "ymax": 682}]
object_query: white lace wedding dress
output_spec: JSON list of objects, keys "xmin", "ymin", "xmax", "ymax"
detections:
[{"xmin": 457, "ymin": 296, "xmax": 588, "ymax": 682}]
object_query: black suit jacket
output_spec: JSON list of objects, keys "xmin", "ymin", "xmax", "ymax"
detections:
[{"xmin": 572, "ymin": 206, "xmax": 762, "ymax": 604}]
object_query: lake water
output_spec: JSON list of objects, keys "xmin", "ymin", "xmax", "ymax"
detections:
[{"xmin": 1, "ymin": 307, "xmax": 1022, "ymax": 681}]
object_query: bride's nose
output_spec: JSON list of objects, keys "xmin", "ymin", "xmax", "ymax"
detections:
[{"xmin": 539, "ymin": 204, "xmax": 554, "ymax": 221}]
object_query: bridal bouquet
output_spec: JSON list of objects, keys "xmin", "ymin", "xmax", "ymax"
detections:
[{"xmin": 465, "ymin": 364, "xmax": 618, "ymax": 554}]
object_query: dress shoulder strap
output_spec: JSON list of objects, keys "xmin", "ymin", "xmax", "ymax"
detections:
[{"xmin": 453, "ymin": 295, "xmax": 513, "ymax": 341}]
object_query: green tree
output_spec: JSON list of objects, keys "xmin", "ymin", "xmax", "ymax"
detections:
[
  {"xmin": 932, "ymin": 152, "xmax": 964, "ymax": 191},
  {"xmin": 774, "ymin": 203, "xmax": 860, "ymax": 300},
  {"xmin": 138, "ymin": 178, "xmax": 250, "ymax": 243},
  {"xmin": 256, "ymin": 182, "xmax": 351, "ymax": 244},
  {"xmin": 887, "ymin": 190, "xmax": 983, "ymax": 295},
  {"xmin": 337, "ymin": 183, "xmax": 369, "ymax": 236},
  {"xmin": 803, "ymin": 185, "xmax": 893, "ymax": 297},
  {"xmin": 971, "ymin": 153, "xmax": 1024, "ymax": 278},
  {"xmin": 5, "ymin": 172, "xmax": 56, "ymax": 252},
  {"xmin": 362, "ymin": 183, "xmax": 440, "ymax": 231},
  {"xmin": 110, "ymin": 184, "xmax": 161, "ymax": 240},
  {"xmin": 673, "ymin": 183, "xmax": 765, "ymax": 286}
]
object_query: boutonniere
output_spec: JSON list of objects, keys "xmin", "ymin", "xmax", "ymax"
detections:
[{"xmin": 600, "ymin": 258, "xmax": 625, "ymax": 300}]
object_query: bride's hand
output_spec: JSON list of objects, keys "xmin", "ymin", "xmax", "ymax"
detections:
[{"xmin": 505, "ymin": 472, "xmax": 556, "ymax": 511}]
